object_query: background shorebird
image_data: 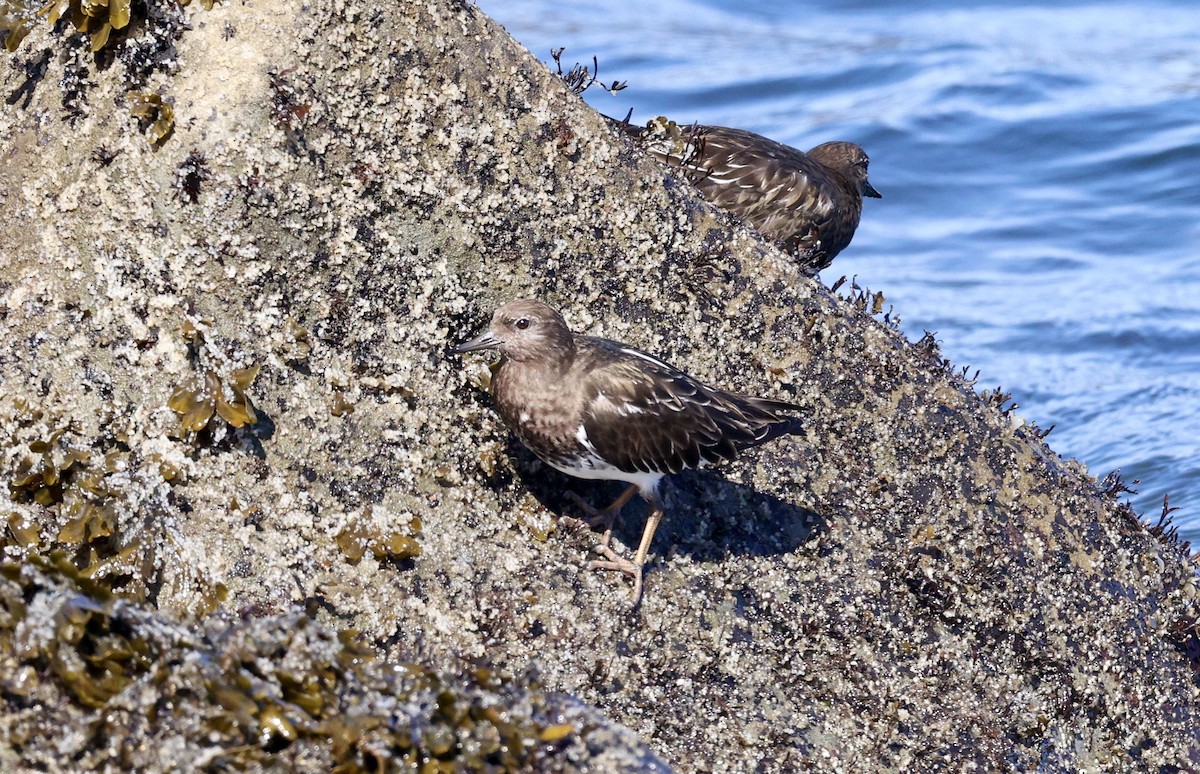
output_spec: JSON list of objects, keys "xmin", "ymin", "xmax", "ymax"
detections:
[
  {"xmin": 457, "ymin": 299, "xmax": 807, "ymax": 604},
  {"xmin": 617, "ymin": 117, "xmax": 881, "ymax": 274}
]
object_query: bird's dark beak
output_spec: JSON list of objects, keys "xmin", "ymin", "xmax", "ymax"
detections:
[
  {"xmin": 863, "ymin": 180, "xmax": 882, "ymax": 199},
  {"xmin": 455, "ymin": 329, "xmax": 502, "ymax": 353}
]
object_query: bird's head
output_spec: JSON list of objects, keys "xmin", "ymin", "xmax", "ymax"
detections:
[
  {"xmin": 456, "ymin": 299, "xmax": 576, "ymax": 364},
  {"xmin": 808, "ymin": 141, "xmax": 881, "ymax": 199}
]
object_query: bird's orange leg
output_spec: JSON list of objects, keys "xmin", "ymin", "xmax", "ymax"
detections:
[
  {"xmin": 589, "ymin": 504, "xmax": 663, "ymax": 606},
  {"xmin": 568, "ymin": 483, "xmax": 639, "ymax": 550}
]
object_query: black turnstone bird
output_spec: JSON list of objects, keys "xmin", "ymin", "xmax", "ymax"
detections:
[
  {"xmin": 619, "ymin": 117, "xmax": 881, "ymax": 273},
  {"xmin": 457, "ymin": 299, "xmax": 806, "ymax": 604}
]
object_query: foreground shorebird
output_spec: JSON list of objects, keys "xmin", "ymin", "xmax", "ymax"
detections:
[
  {"xmin": 619, "ymin": 117, "xmax": 881, "ymax": 273},
  {"xmin": 457, "ymin": 299, "xmax": 806, "ymax": 604}
]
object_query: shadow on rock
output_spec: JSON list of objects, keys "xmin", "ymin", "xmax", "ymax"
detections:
[{"xmin": 509, "ymin": 442, "xmax": 825, "ymax": 562}]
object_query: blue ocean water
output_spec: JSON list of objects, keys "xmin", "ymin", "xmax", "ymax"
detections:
[{"xmin": 478, "ymin": 0, "xmax": 1200, "ymax": 542}]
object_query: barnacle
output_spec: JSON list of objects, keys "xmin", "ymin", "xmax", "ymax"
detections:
[
  {"xmin": 40, "ymin": 0, "xmax": 131, "ymax": 51},
  {"xmin": 168, "ymin": 365, "xmax": 261, "ymax": 435},
  {"xmin": 128, "ymin": 91, "xmax": 175, "ymax": 145}
]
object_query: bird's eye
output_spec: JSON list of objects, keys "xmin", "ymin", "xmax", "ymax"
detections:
[{"xmin": 515, "ymin": 318, "xmax": 531, "ymax": 330}]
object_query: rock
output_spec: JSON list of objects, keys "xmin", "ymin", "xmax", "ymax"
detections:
[
  {"xmin": 0, "ymin": 556, "xmax": 671, "ymax": 771},
  {"xmin": 1, "ymin": 0, "xmax": 1197, "ymax": 770}
]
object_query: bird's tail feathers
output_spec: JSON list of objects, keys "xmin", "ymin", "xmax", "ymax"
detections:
[{"xmin": 737, "ymin": 395, "xmax": 808, "ymax": 444}]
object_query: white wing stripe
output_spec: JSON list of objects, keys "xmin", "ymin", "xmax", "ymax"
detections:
[{"xmin": 619, "ymin": 347, "xmax": 676, "ymax": 371}]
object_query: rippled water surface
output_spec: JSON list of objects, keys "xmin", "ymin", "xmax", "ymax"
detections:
[{"xmin": 478, "ymin": 0, "xmax": 1200, "ymax": 540}]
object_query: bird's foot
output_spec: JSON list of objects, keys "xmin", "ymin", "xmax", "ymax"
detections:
[
  {"xmin": 588, "ymin": 545, "xmax": 644, "ymax": 606},
  {"xmin": 566, "ymin": 491, "xmax": 622, "ymax": 549}
]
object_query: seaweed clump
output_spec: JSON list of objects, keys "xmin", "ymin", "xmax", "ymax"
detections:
[
  {"xmin": 0, "ymin": 553, "xmax": 160, "ymax": 709},
  {"xmin": 2, "ymin": 0, "xmax": 206, "ymax": 54},
  {"xmin": 335, "ymin": 506, "xmax": 422, "ymax": 564},
  {"xmin": 550, "ymin": 47, "xmax": 627, "ymax": 96},
  {"xmin": 3, "ymin": 401, "xmax": 222, "ymax": 613},
  {"xmin": 2, "ymin": 0, "xmax": 202, "ymax": 146},
  {"xmin": 168, "ymin": 366, "xmax": 260, "ymax": 433},
  {"xmin": 167, "ymin": 318, "xmax": 263, "ymax": 440},
  {"xmin": 129, "ymin": 90, "xmax": 175, "ymax": 145},
  {"xmin": 0, "ymin": 559, "xmax": 654, "ymax": 771},
  {"xmin": 40, "ymin": 0, "xmax": 131, "ymax": 52},
  {"xmin": 9, "ymin": 423, "xmax": 90, "ymax": 507},
  {"xmin": 7, "ymin": 420, "xmax": 124, "ymax": 553}
]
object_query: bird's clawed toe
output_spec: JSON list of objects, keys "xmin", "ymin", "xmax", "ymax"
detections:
[
  {"xmin": 588, "ymin": 546, "xmax": 645, "ymax": 605},
  {"xmin": 567, "ymin": 484, "xmax": 639, "ymax": 550}
]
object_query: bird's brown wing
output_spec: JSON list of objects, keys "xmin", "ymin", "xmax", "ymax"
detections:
[
  {"xmin": 576, "ymin": 339, "xmax": 804, "ymax": 476},
  {"xmin": 689, "ymin": 128, "xmax": 839, "ymax": 246}
]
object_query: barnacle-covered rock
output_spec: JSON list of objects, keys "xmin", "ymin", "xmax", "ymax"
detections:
[
  {"xmin": 1, "ymin": 0, "xmax": 1198, "ymax": 770},
  {"xmin": 5, "ymin": 0, "xmax": 203, "ymax": 53},
  {"xmin": 1, "ymin": 406, "xmax": 223, "ymax": 610},
  {"xmin": 0, "ymin": 560, "xmax": 670, "ymax": 771}
]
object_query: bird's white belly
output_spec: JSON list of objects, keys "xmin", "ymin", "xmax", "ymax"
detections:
[{"xmin": 546, "ymin": 456, "xmax": 663, "ymax": 490}]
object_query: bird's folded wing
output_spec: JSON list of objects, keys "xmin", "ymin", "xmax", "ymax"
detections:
[{"xmin": 579, "ymin": 349, "xmax": 799, "ymax": 476}]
